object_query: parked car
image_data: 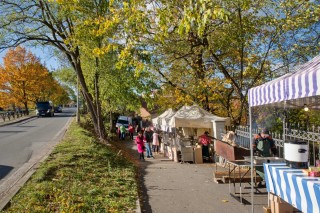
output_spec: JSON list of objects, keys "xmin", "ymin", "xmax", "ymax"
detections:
[
  {"xmin": 36, "ymin": 101, "xmax": 54, "ymax": 117},
  {"xmin": 54, "ymin": 106, "xmax": 62, "ymax": 113},
  {"xmin": 115, "ymin": 115, "xmax": 132, "ymax": 131}
]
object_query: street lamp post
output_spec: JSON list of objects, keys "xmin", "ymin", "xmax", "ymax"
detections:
[{"xmin": 77, "ymin": 74, "xmax": 80, "ymax": 123}]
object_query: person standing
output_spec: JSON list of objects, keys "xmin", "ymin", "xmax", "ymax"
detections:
[
  {"xmin": 253, "ymin": 128, "xmax": 277, "ymax": 187},
  {"xmin": 128, "ymin": 124, "xmax": 134, "ymax": 140},
  {"xmin": 120, "ymin": 125, "xmax": 126, "ymax": 140},
  {"xmin": 152, "ymin": 130, "xmax": 160, "ymax": 154},
  {"xmin": 144, "ymin": 127, "xmax": 154, "ymax": 158},
  {"xmin": 135, "ymin": 131, "xmax": 145, "ymax": 161},
  {"xmin": 253, "ymin": 128, "xmax": 277, "ymax": 157},
  {"xmin": 136, "ymin": 124, "xmax": 141, "ymax": 133},
  {"xmin": 198, "ymin": 131, "xmax": 213, "ymax": 161},
  {"xmin": 117, "ymin": 126, "xmax": 121, "ymax": 139}
]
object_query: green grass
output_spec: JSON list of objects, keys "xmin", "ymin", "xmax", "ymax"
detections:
[{"xmin": 2, "ymin": 120, "xmax": 138, "ymax": 213}]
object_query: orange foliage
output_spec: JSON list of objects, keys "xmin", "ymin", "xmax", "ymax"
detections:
[{"xmin": 0, "ymin": 46, "xmax": 63, "ymax": 110}]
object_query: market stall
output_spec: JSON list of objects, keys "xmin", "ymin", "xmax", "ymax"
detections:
[
  {"xmin": 264, "ymin": 163, "xmax": 320, "ymax": 213},
  {"xmin": 168, "ymin": 105, "xmax": 229, "ymax": 163},
  {"xmin": 159, "ymin": 108, "xmax": 176, "ymax": 132},
  {"xmin": 152, "ymin": 108, "xmax": 176, "ymax": 131},
  {"xmin": 248, "ymin": 55, "xmax": 320, "ymax": 212},
  {"xmin": 152, "ymin": 108, "xmax": 177, "ymax": 158}
]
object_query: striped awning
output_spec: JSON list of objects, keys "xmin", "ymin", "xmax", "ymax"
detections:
[
  {"xmin": 264, "ymin": 163, "xmax": 320, "ymax": 213},
  {"xmin": 249, "ymin": 55, "xmax": 320, "ymax": 109}
]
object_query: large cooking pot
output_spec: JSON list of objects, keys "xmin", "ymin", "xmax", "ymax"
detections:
[{"xmin": 284, "ymin": 140, "xmax": 309, "ymax": 169}]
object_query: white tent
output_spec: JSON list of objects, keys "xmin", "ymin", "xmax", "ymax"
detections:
[
  {"xmin": 152, "ymin": 108, "xmax": 176, "ymax": 131},
  {"xmin": 169, "ymin": 105, "xmax": 228, "ymax": 129},
  {"xmin": 160, "ymin": 108, "xmax": 176, "ymax": 131},
  {"xmin": 152, "ymin": 110, "xmax": 167, "ymax": 127}
]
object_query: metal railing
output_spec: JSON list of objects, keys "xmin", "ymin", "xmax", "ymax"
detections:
[
  {"xmin": 0, "ymin": 110, "xmax": 29, "ymax": 122},
  {"xmin": 234, "ymin": 125, "xmax": 320, "ymax": 166}
]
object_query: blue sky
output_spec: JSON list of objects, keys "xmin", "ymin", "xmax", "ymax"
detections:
[{"xmin": 0, "ymin": 46, "xmax": 60, "ymax": 71}]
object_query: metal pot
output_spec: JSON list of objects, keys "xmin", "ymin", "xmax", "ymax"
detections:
[{"xmin": 284, "ymin": 140, "xmax": 309, "ymax": 169}]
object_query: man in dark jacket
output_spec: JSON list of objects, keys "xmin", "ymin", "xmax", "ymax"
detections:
[
  {"xmin": 253, "ymin": 128, "xmax": 277, "ymax": 187},
  {"xmin": 253, "ymin": 128, "xmax": 277, "ymax": 157}
]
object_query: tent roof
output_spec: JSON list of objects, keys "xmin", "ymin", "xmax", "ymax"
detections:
[
  {"xmin": 152, "ymin": 108, "xmax": 175, "ymax": 126},
  {"xmin": 249, "ymin": 55, "xmax": 320, "ymax": 109},
  {"xmin": 159, "ymin": 108, "xmax": 176, "ymax": 131},
  {"xmin": 169, "ymin": 105, "xmax": 228, "ymax": 128}
]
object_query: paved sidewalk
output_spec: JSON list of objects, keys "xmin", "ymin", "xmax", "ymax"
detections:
[{"xmin": 122, "ymin": 139, "xmax": 269, "ymax": 213}]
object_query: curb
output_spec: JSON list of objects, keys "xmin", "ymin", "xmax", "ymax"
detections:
[{"xmin": 135, "ymin": 198, "xmax": 141, "ymax": 213}]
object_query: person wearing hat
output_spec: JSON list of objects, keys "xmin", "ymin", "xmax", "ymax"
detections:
[
  {"xmin": 198, "ymin": 131, "xmax": 213, "ymax": 162},
  {"xmin": 253, "ymin": 128, "xmax": 277, "ymax": 157},
  {"xmin": 253, "ymin": 128, "xmax": 277, "ymax": 187}
]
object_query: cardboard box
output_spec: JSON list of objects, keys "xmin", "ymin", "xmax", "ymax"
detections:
[
  {"xmin": 270, "ymin": 194, "xmax": 294, "ymax": 213},
  {"xmin": 274, "ymin": 201, "xmax": 294, "ymax": 213},
  {"xmin": 263, "ymin": 206, "xmax": 271, "ymax": 213},
  {"xmin": 194, "ymin": 147, "xmax": 203, "ymax": 164},
  {"xmin": 269, "ymin": 193, "xmax": 275, "ymax": 213}
]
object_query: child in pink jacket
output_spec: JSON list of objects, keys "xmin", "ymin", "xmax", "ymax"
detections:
[{"xmin": 135, "ymin": 131, "xmax": 145, "ymax": 161}]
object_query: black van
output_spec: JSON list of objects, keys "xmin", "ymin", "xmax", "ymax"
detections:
[{"xmin": 36, "ymin": 101, "xmax": 54, "ymax": 117}]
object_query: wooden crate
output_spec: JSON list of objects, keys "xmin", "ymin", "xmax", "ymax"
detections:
[
  {"xmin": 213, "ymin": 170, "xmax": 261, "ymax": 184},
  {"xmin": 215, "ymin": 140, "xmax": 250, "ymax": 161}
]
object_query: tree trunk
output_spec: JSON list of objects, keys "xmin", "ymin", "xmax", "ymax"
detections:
[
  {"xmin": 73, "ymin": 55, "xmax": 107, "ymax": 142},
  {"xmin": 94, "ymin": 58, "xmax": 107, "ymax": 141},
  {"xmin": 109, "ymin": 110, "xmax": 113, "ymax": 133},
  {"xmin": 23, "ymin": 102, "xmax": 29, "ymax": 115},
  {"xmin": 234, "ymin": 97, "xmax": 248, "ymax": 126}
]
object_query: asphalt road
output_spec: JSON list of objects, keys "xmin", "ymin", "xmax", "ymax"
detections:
[{"xmin": 0, "ymin": 107, "xmax": 75, "ymax": 209}]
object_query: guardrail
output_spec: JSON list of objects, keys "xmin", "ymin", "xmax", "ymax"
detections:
[{"xmin": 0, "ymin": 110, "xmax": 29, "ymax": 122}]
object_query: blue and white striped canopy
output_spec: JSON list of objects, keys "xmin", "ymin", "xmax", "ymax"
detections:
[{"xmin": 249, "ymin": 55, "xmax": 320, "ymax": 109}]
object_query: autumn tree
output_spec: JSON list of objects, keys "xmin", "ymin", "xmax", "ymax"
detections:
[
  {"xmin": 0, "ymin": 92, "xmax": 11, "ymax": 110},
  {"xmin": 122, "ymin": 0, "xmax": 320, "ymax": 125},
  {"xmin": 46, "ymin": 77, "xmax": 71, "ymax": 106},
  {"xmin": 1, "ymin": 0, "xmax": 318, "ymax": 132},
  {"xmin": 0, "ymin": 1, "xmax": 109, "ymax": 140},
  {"xmin": 69, "ymin": 0, "xmax": 156, "ymax": 133},
  {"xmin": 0, "ymin": 46, "xmax": 56, "ymax": 113},
  {"xmin": 0, "ymin": 1, "xmax": 158, "ymax": 141}
]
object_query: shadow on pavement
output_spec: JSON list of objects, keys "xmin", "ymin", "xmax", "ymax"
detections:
[
  {"xmin": 0, "ymin": 130, "xmax": 25, "ymax": 133},
  {"xmin": 138, "ymin": 166, "xmax": 153, "ymax": 213},
  {"xmin": 112, "ymin": 137, "xmax": 153, "ymax": 212},
  {"xmin": 0, "ymin": 165, "xmax": 14, "ymax": 180}
]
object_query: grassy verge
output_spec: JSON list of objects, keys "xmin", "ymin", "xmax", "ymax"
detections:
[{"xmin": 2, "ymin": 120, "xmax": 138, "ymax": 212}]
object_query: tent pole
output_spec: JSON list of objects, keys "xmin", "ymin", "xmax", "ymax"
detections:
[
  {"xmin": 249, "ymin": 106, "xmax": 254, "ymax": 213},
  {"xmin": 283, "ymin": 101, "xmax": 286, "ymax": 153}
]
